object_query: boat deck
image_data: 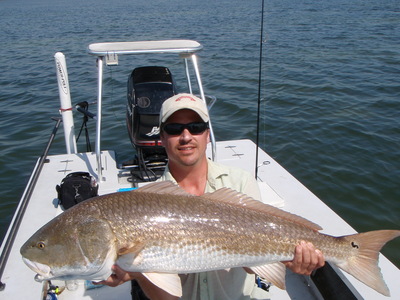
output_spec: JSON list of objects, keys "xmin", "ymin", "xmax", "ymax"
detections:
[{"xmin": 1, "ymin": 139, "xmax": 399, "ymax": 299}]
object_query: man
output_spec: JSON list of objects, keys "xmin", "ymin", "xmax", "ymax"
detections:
[{"xmin": 99, "ymin": 93, "xmax": 325, "ymax": 299}]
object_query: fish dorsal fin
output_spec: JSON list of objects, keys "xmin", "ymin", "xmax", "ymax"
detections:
[
  {"xmin": 143, "ymin": 273, "xmax": 182, "ymax": 297},
  {"xmin": 203, "ymin": 188, "xmax": 322, "ymax": 231},
  {"xmin": 136, "ymin": 182, "xmax": 321, "ymax": 230},
  {"xmin": 134, "ymin": 181, "xmax": 193, "ymax": 197}
]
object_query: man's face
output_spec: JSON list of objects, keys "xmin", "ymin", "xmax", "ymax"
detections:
[{"xmin": 160, "ymin": 109, "xmax": 210, "ymax": 168}]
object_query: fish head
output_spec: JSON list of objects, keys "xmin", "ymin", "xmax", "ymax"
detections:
[{"xmin": 20, "ymin": 209, "xmax": 117, "ymax": 281}]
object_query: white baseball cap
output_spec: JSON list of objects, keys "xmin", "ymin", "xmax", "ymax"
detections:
[{"xmin": 159, "ymin": 93, "xmax": 209, "ymax": 125}]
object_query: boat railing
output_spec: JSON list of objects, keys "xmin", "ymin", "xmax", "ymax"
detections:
[{"xmin": 0, "ymin": 118, "xmax": 62, "ymax": 291}]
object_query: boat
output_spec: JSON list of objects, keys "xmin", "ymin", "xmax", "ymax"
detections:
[{"xmin": 0, "ymin": 40, "xmax": 399, "ymax": 300}]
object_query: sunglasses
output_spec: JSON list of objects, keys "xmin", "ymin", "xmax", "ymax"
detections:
[{"xmin": 162, "ymin": 122, "xmax": 209, "ymax": 135}]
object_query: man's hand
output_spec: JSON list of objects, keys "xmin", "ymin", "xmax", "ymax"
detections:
[
  {"xmin": 94, "ymin": 265, "xmax": 136, "ymax": 287},
  {"xmin": 283, "ymin": 241, "xmax": 325, "ymax": 275}
]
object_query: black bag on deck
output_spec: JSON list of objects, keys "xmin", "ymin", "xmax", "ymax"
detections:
[{"xmin": 56, "ymin": 172, "xmax": 98, "ymax": 209}]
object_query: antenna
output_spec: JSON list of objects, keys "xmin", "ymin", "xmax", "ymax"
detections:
[{"xmin": 255, "ymin": 0, "xmax": 265, "ymax": 179}]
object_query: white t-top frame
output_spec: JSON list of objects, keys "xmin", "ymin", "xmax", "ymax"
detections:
[{"xmin": 87, "ymin": 40, "xmax": 216, "ymax": 181}]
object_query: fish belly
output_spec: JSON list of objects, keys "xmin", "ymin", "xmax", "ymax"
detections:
[{"xmin": 116, "ymin": 242, "xmax": 292, "ymax": 274}]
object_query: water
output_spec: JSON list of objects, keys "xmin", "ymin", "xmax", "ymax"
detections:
[{"xmin": 0, "ymin": 0, "xmax": 399, "ymax": 268}]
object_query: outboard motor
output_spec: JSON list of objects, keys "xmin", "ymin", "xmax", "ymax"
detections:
[{"xmin": 126, "ymin": 66, "xmax": 177, "ymax": 181}]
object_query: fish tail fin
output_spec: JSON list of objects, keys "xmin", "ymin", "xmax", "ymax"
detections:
[{"xmin": 337, "ymin": 230, "xmax": 400, "ymax": 297}]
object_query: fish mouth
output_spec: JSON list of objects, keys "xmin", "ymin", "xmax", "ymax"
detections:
[{"xmin": 22, "ymin": 257, "xmax": 52, "ymax": 280}]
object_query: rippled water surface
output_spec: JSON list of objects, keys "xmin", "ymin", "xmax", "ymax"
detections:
[{"xmin": 0, "ymin": 0, "xmax": 399, "ymax": 267}]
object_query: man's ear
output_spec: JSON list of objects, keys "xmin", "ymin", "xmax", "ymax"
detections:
[{"xmin": 207, "ymin": 129, "xmax": 210, "ymax": 143}]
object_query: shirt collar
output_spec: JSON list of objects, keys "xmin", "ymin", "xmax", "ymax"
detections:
[
  {"xmin": 206, "ymin": 159, "xmax": 228, "ymax": 190},
  {"xmin": 162, "ymin": 159, "xmax": 228, "ymax": 189},
  {"xmin": 162, "ymin": 165, "xmax": 178, "ymax": 184}
]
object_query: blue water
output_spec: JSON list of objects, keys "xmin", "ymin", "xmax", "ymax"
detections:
[{"xmin": 0, "ymin": 0, "xmax": 399, "ymax": 268}]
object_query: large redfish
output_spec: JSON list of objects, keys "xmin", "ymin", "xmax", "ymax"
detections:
[{"xmin": 20, "ymin": 181, "xmax": 400, "ymax": 297}]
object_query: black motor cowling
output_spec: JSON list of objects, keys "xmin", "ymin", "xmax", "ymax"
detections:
[
  {"xmin": 127, "ymin": 66, "xmax": 177, "ymax": 155},
  {"xmin": 126, "ymin": 66, "xmax": 177, "ymax": 181}
]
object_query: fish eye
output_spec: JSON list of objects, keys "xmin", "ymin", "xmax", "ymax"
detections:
[{"xmin": 36, "ymin": 241, "xmax": 46, "ymax": 249}]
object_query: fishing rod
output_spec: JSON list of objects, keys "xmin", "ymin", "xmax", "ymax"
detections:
[
  {"xmin": 0, "ymin": 117, "xmax": 62, "ymax": 291},
  {"xmin": 76, "ymin": 101, "xmax": 96, "ymax": 153},
  {"xmin": 255, "ymin": 0, "xmax": 265, "ymax": 179}
]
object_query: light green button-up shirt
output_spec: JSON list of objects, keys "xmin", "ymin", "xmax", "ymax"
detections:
[{"xmin": 158, "ymin": 159, "xmax": 270, "ymax": 300}]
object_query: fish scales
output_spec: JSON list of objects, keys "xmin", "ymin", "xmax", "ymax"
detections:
[{"xmin": 81, "ymin": 188, "xmax": 345, "ymax": 271}]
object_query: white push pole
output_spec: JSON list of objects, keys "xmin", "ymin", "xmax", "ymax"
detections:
[
  {"xmin": 54, "ymin": 52, "xmax": 77, "ymax": 154},
  {"xmin": 95, "ymin": 56, "xmax": 104, "ymax": 181}
]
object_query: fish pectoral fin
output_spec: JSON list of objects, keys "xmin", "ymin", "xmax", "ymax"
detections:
[
  {"xmin": 118, "ymin": 241, "xmax": 146, "ymax": 256},
  {"xmin": 143, "ymin": 273, "xmax": 182, "ymax": 297},
  {"xmin": 251, "ymin": 262, "xmax": 286, "ymax": 290}
]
